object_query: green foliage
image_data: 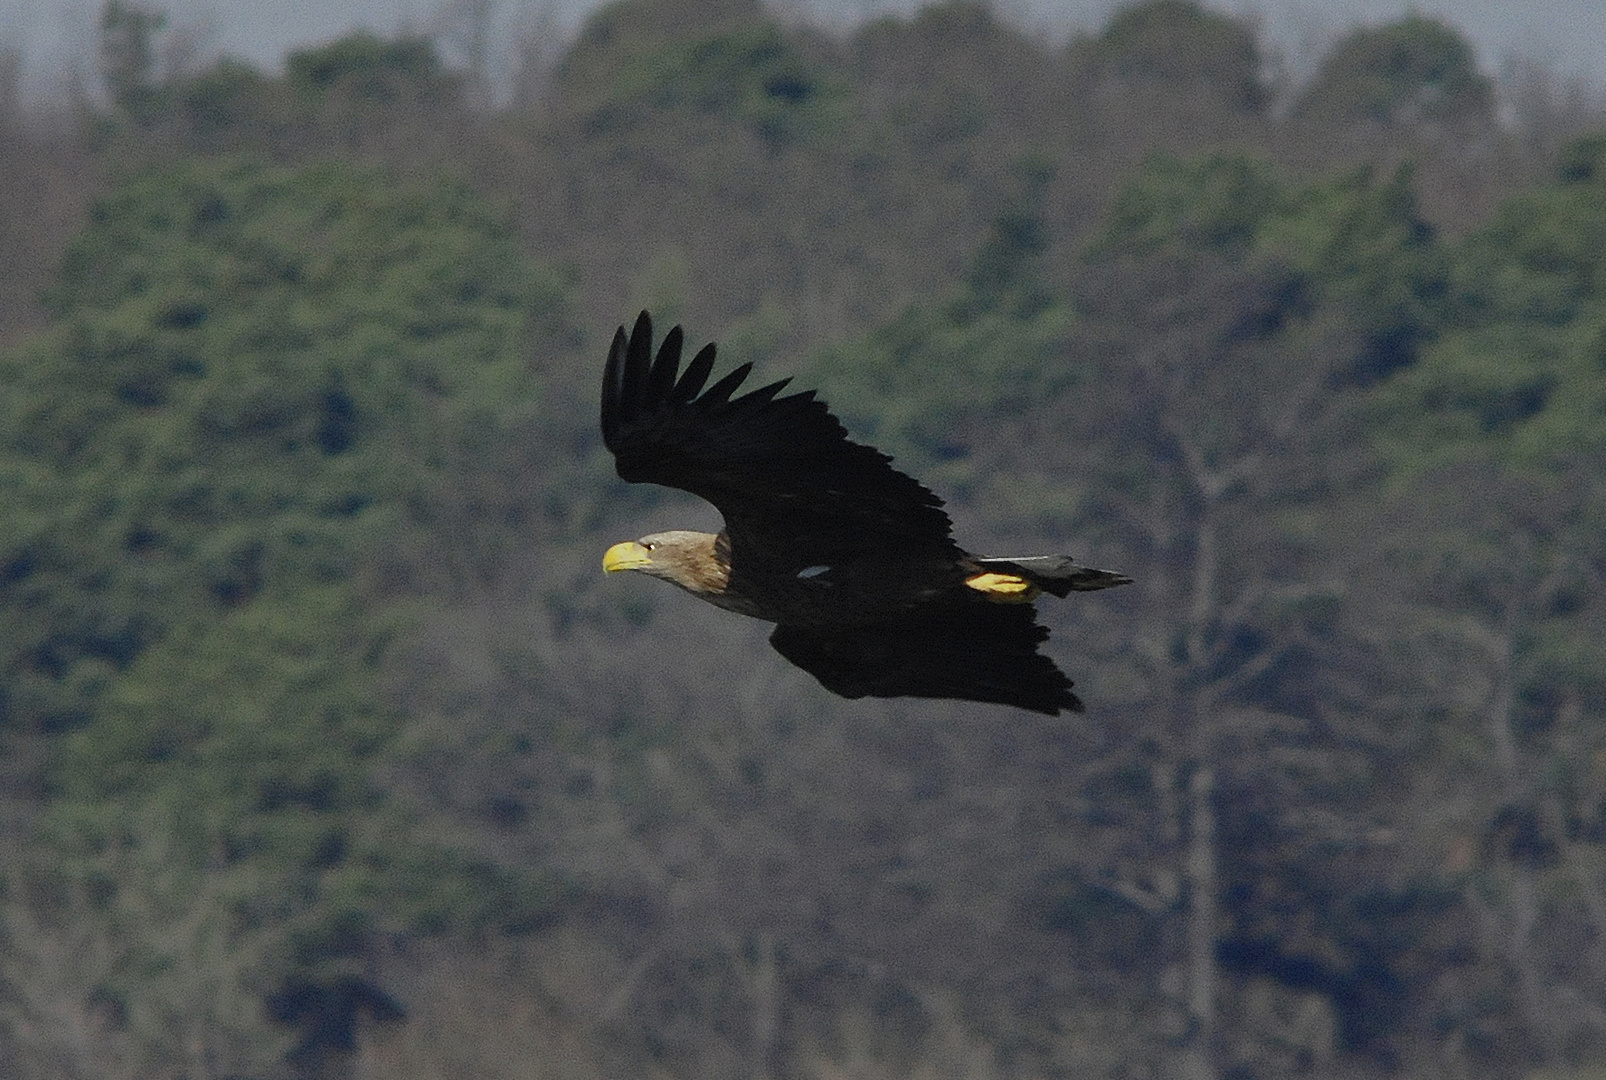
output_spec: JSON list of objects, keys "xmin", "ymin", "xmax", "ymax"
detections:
[
  {"xmin": 1089, "ymin": 0, "xmax": 1267, "ymax": 111},
  {"xmin": 98, "ymin": 0, "xmax": 167, "ymax": 115},
  {"xmin": 1061, "ymin": 151, "xmax": 1490, "ymax": 1061},
  {"xmin": 961, "ymin": 153, "xmax": 1055, "ymax": 318},
  {"xmin": 556, "ymin": 0, "xmax": 842, "ymax": 145},
  {"xmin": 1366, "ymin": 133, "xmax": 1606, "ymax": 724},
  {"xmin": 286, "ymin": 33, "xmax": 461, "ymax": 106},
  {"xmin": 95, "ymin": 2, "xmax": 281, "ymax": 143},
  {"xmin": 801, "ymin": 158, "xmax": 1073, "ymax": 497},
  {"xmin": 5, "ymin": 157, "xmax": 540, "ymax": 725},
  {"xmin": 1376, "ymin": 133, "xmax": 1606, "ymax": 464},
  {"xmin": 88, "ymin": 31, "xmax": 471, "ymax": 162},
  {"xmin": 4, "ymin": 147, "xmax": 545, "ymax": 760},
  {"xmin": 1098, "ymin": 152, "xmax": 1284, "ymax": 258},
  {"xmin": 1294, "ymin": 15, "xmax": 1494, "ymax": 126},
  {"xmin": 0, "ymin": 155, "xmax": 563, "ymax": 1065},
  {"xmin": 169, "ymin": 58, "xmax": 277, "ymax": 146},
  {"xmin": 555, "ymin": 0, "xmax": 760, "ymax": 96},
  {"xmin": 1097, "ymin": 152, "xmax": 1445, "ymax": 383},
  {"xmin": 807, "ymin": 301, "xmax": 1073, "ymax": 489},
  {"xmin": 1073, "ymin": 151, "xmax": 1446, "ymax": 550},
  {"xmin": 1348, "ymin": 140, "xmax": 1606, "ymax": 1068},
  {"xmin": 850, "ymin": 3, "xmax": 1045, "ymax": 148}
]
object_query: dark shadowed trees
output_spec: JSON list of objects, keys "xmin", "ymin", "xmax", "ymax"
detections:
[
  {"xmin": 1293, "ymin": 16, "xmax": 1494, "ymax": 129},
  {"xmin": 1082, "ymin": 0, "xmax": 1267, "ymax": 113},
  {"xmin": 1031, "ymin": 153, "xmax": 1450, "ymax": 1078},
  {"xmin": 1359, "ymin": 134, "xmax": 1606, "ymax": 1066}
]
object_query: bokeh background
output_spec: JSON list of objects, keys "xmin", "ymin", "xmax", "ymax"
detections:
[{"xmin": 2, "ymin": 2, "xmax": 1605, "ymax": 1078}]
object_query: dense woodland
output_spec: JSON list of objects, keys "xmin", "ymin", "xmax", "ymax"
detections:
[{"xmin": 2, "ymin": 0, "xmax": 1605, "ymax": 1077}]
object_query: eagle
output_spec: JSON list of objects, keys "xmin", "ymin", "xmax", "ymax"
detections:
[{"xmin": 600, "ymin": 312, "xmax": 1129, "ymax": 715}]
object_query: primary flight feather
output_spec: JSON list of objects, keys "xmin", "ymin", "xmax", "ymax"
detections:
[{"xmin": 600, "ymin": 312, "xmax": 1128, "ymax": 715}]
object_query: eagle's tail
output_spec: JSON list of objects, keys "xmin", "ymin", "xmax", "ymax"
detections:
[{"xmin": 968, "ymin": 555, "xmax": 1132, "ymax": 600}]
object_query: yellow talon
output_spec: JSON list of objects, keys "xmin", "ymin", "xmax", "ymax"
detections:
[{"xmin": 964, "ymin": 572, "xmax": 1039, "ymax": 603}]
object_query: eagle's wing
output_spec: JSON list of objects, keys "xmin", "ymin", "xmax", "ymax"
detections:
[
  {"xmin": 769, "ymin": 602, "xmax": 1083, "ymax": 715},
  {"xmin": 601, "ymin": 312, "xmax": 960, "ymax": 566}
]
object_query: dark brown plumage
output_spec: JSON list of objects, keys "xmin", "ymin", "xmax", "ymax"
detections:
[{"xmin": 600, "ymin": 312, "xmax": 1128, "ymax": 715}]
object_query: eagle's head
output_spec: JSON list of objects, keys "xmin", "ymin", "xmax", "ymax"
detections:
[{"xmin": 603, "ymin": 530, "xmax": 728, "ymax": 595}]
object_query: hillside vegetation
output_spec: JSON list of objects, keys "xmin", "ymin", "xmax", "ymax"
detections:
[{"xmin": 2, "ymin": 2, "xmax": 1605, "ymax": 1078}]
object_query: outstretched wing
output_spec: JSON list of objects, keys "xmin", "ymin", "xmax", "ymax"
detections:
[
  {"xmin": 769, "ymin": 601, "xmax": 1083, "ymax": 715},
  {"xmin": 601, "ymin": 312, "xmax": 960, "ymax": 566}
]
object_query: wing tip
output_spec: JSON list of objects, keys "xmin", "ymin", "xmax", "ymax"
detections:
[
  {"xmin": 600, "ymin": 324, "xmax": 632, "ymax": 444},
  {"xmin": 1052, "ymin": 685, "xmax": 1087, "ymax": 715}
]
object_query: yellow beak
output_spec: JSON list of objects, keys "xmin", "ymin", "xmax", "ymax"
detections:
[{"xmin": 603, "ymin": 541, "xmax": 653, "ymax": 573}]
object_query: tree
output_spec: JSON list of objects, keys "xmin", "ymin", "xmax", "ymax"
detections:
[
  {"xmin": 1036, "ymin": 152, "xmax": 1448, "ymax": 1078},
  {"xmin": 1294, "ymin": 16, "xmax": 1494, "ymax": 128},
  {"xmin": 0, "ymin": 155, "xmax": 561, "ymax": 1073},
  {"xmin": 1361, "ymin": 133, "xmax": 1606, "ymax": 1065},
  {"xmin": 1084, "ymin": 0, "xmax": 1267, "ymax": 113},
  {"xmin": 98, "ymin": 0, "xmax": 167, "ymax": 114},
  {"xmin": 555, "ymin": 3, "xmax": 842, "ymax": 148},
  {"xmin": 798, "ymin": 153, "xmax": 1073, "ymax": 496}
]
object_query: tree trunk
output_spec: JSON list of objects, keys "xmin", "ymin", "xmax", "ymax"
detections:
[{"xmin": 1181, "ymin": 757, "xmax": 1218, "ymax": 1080}]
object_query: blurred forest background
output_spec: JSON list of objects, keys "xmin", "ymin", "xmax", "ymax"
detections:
[{"xmin": 3, "ymin": 0, "xmax": 1606, "ymax": 1077}]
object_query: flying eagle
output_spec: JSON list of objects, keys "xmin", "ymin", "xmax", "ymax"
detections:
[{"xmin": 600, "ymin": 312, "xmax": 1129, "ymax": 715}]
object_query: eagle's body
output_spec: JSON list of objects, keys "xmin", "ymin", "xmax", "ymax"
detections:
[
  {"xmin": 600, "ymin": 313, "xmax": 1128, "ymax": 715},
  {"xmin": 606, "ymin": 529, "xmax": 967, "ymax": 624}
]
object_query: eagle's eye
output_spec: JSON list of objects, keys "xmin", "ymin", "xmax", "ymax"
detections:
[{"xmin": 643, "ymin": 541, "xmax": 656, "ymax": 551}]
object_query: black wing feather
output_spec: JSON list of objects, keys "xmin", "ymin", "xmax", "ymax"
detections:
[
  {"xmin": 622, "ymin": 311, "xmax": 655, "ymax": 415},
  {"xmin": 601, "ymin": 312, "xmax": 958, "ymax": 562},
  {"xmin": 670, "ymin": 343, "xmax": 718, "ymax": 405},
  {"xmin": 646, "ymin": 325, "xmax": 683, "ymax": 403},
  {"xmin": 769, "ymin": 602, "xmax": 1082, "ymax": 715},
  {"xmin": 700, "ymin": 362, "xmax": 754, "ymax": 405}
]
